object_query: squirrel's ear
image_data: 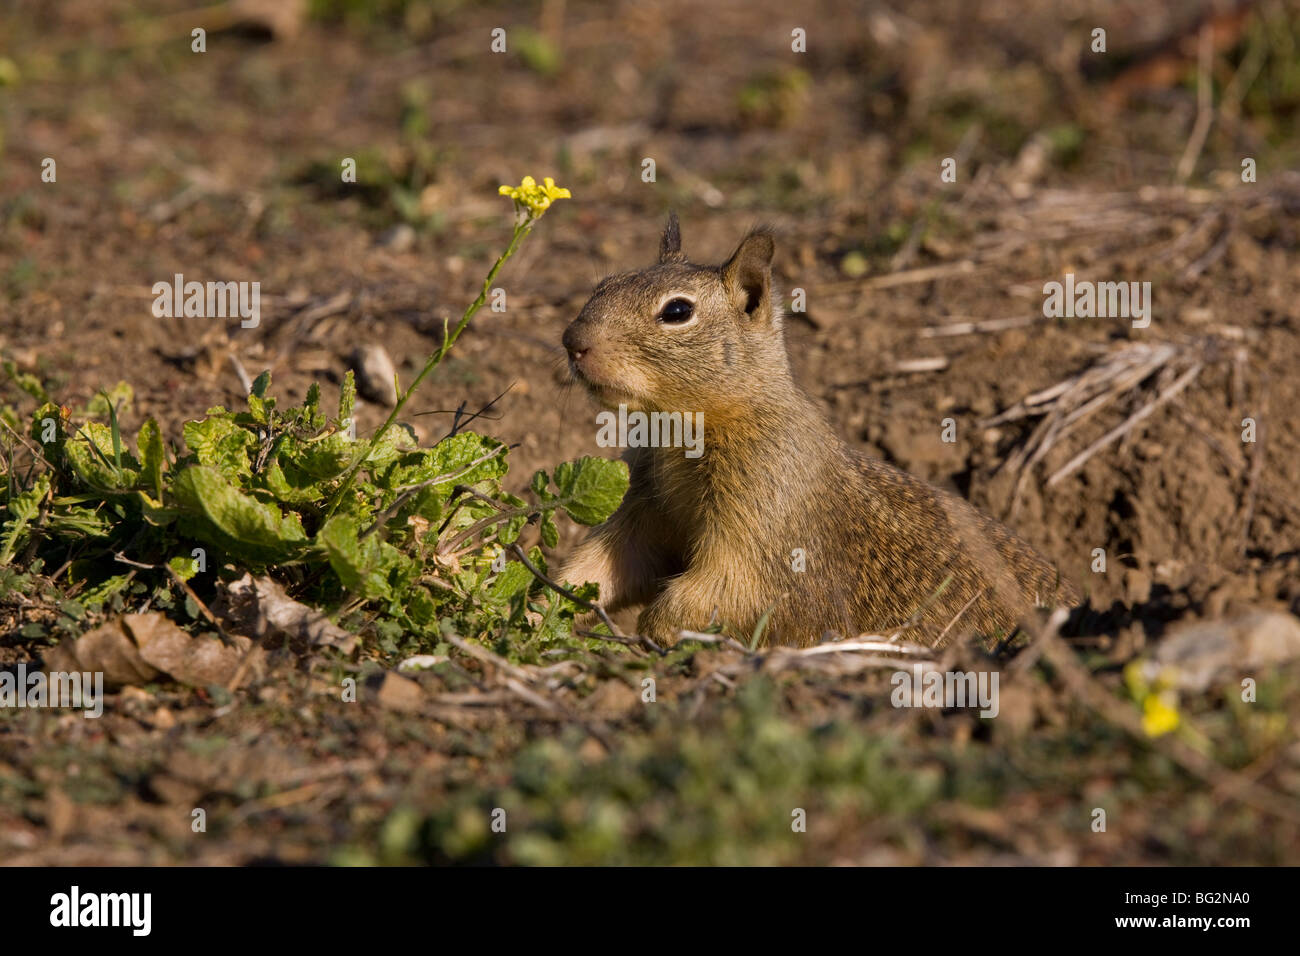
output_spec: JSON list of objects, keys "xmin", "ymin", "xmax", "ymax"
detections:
[
  {"xmin": 721, "ymin": 229, "xmax": 775, "ymax": 319},
  {"xmin": 659, "ymin": 211, "xmax": 685, "ymax": 263}
]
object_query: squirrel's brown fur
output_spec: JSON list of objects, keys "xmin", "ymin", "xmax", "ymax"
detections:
[{"xmin": 560, "ymin": 214, "xmax": 1080, "ymax": 647}]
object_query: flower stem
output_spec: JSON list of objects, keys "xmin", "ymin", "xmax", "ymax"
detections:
[{"xmin": 324, "ymin": 220, "xmax": 533, "ymax": 518}]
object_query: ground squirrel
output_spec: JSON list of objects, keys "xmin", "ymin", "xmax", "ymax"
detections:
[{"xmin": 560, "ymin": 214, "xmax": 1080, "ymax": 647}]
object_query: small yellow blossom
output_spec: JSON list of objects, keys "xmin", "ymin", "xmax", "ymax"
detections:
[
  {"xmin": 498, "ymin": 175, "xmax": 571, "ymax": 218},
  {"xmin": 1141, "ymin": 692, "xmax": 1181, "ymax": 737},
  {"xmin": 1125, "ymin": 659, "xmax": 1181, "ymax": 737}
]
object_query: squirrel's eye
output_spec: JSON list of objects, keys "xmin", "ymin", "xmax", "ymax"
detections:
[{"xmin": 657, "ymin": 298, "xmax": 695, "ymax": 325}]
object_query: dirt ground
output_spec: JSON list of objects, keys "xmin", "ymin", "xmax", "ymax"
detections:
[{"xmin": 2, "ymin": 0, "xmax": 1299, "ymax": 865}]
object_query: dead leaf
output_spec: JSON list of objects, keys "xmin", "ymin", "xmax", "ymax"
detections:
[
  {"xmin": 42, "ymin": 618, "xmax": 159, "ymax": 688},
  {"xmin": 431, "ymin": 550, "xmax": 461, "ymax": 575},
  {"xmin": 220, "ymin": 573, "xmax": 359, "ymax": 654},
  {"xmin": 124, "ymin": 613, "xmax": 254, "ymax": 689},
  {"xmin": 43, "ymin": 613, "xmax": 257, "ymax": 690}
]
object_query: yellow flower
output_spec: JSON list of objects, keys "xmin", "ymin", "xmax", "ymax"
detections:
[
  {"xmin": 1125, "ymin": 659, "xmax": 1181, "ymax": 737},
  {"xmin": 1141, "ymin": 692, "xmax": 1181, "ymax": 737},
  {"xmin": 498, "ymin": 175, "xmax": 571, "ymax": 218}
]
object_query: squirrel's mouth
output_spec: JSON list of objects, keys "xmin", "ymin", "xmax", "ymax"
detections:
[
  {"xmin": 585, "ymin": 381, "xmax": 636, "ymax": 407},
  {"xmin": 572, "ymin": 371, "xmax": 641, "ymax": 409}
]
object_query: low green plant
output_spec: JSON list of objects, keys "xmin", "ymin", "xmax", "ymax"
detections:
[{"xmin": 0, "ymin": 177, "xmax": 623, "ymax": 660}]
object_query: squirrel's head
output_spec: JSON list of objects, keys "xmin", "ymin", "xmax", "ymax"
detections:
[{"xmin": 562, "ymin": 213, "xmax": 789, "ymax": 416}]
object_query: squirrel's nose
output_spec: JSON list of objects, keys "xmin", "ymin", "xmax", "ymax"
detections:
[{"xmin": 562, "ymin": 324, "xmax": 592, "ymax": 363}]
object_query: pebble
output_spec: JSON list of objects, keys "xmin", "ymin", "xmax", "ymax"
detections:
[{"xmin": 351, "ymin": 345, "xmax": 399, "ymax": 407}]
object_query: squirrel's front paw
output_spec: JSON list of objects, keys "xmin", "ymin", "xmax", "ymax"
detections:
[
  {"xmin": 636, "ymin": 594, "xmax": 717, "ymax": 647},
  {"xmin": 635, "ymin": 601, "xmax": 683, "ymax": 648}
]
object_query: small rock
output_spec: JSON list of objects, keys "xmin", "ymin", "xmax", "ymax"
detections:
[
  {"xmin": 398, "ymin": 655, "xmax": 449, "ymax": 673},
  {"xmin": 376, "ymin": 224, "xmax": 416, "ymax": 253},
  {"xmin": 375, "ymin": 672, "xmax": 425, "ymax": 712},
  {"xmin": 1153, "ymin": 611, "xmax": 1300, "ymax": 692},
  {"xmin": 351, "ymin": 345, "xmax": 399, "ymax": 407}
]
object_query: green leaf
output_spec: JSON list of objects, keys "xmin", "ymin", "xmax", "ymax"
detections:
[
  {"xmin": 247, "ymin": 393, "xmax": 268, "ymax": 425},
  {"xmin": 101, "ymin": 389, "xmax": 124, "ymax": 470},
  {"xmin": 749, "ymin": 601, "xmax": 778, "ymax": 651},
  {"xmin": 172, "ymin": 465, "xmax": 307, "ymax": 556},
  {"xmin": 64, "ymin": 422, "xmax": 141, "ymax": 491},
  {"xmin": 539, "ymin": 510, "xmax": 559, "ymax": 549},
  {"xmin": 498, "ymin": 513, "xmax": 527, "ymax": 545},
  {"xmin": 183, "ymin": 416, "xmax": 255, "ymax": 481},
  {"xmin": 135, "ymin": 490, "xmax": 180, "ymax": 527},
  {"xmin": 514, "ymin": 27, "xmax": 562, "ymax": 76},
  {"xmin": 552, "ymin": 456, "xmax": 628, "ymax": 526},
  {"xmin": 28, "ymin": 402, "xmax": 65, "ymax": 458},
  {"xmin": 287, "ymin": 432, "xmax": 355, "ymax": 480},
  {"xmin": 489, "ymin": 560, "xmax": 534, "ymax": 604},
  {"xmin": 0, "ymin": 473, "xmax": 49, "ymax": 566},
  {"xmin": 82, "ymin": 381, "xmax": 133, "ymax": 419},
  {"xmin": 418, "ymin": 433, "xmax": 506, "ymax": 485},
  {"xmin": 339, "ymin": 369, "xmax": 356, "ymax": 423},
  {"xmin": 362, "ymin": 421, "xmax": 417, "ymax": 466},
  {"xmin": 317, "ymin": 513, "xmax": 403, "ymax": 600},
  {"xmin": 246, "ymin": 371, "xmax": 274, "ymax": 425},
  {"xmin": 404, "ymin": 585, "xmax": 437, "ymax": 628},
  {"xmin": 79, "ymin": 573, "xmax": 133, "ymax": 607},
  {"xmin": 168, "ymin": 554, "xmax": 199, "ymax": 581},
  {"xmin": 260, "ymin": 457, "xmax": 327, "ymax": 504},
  {"xmin": 137, "ymin": 418, "xmax": 165, "ymax": 500},
  {"xmin": 2, "ymin": 360, "xmax": 49, "ymax": 403},
  {"xmin": 303, "ymin": 382, "xmax": 322, "ymax": 419},
  {"xmin": 46, "ymin": 503, "xmax": 115, "ymax": 538},
  {"xmin": 378, "ymin": 433, "xmax": 507, "ymax": 521}
]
